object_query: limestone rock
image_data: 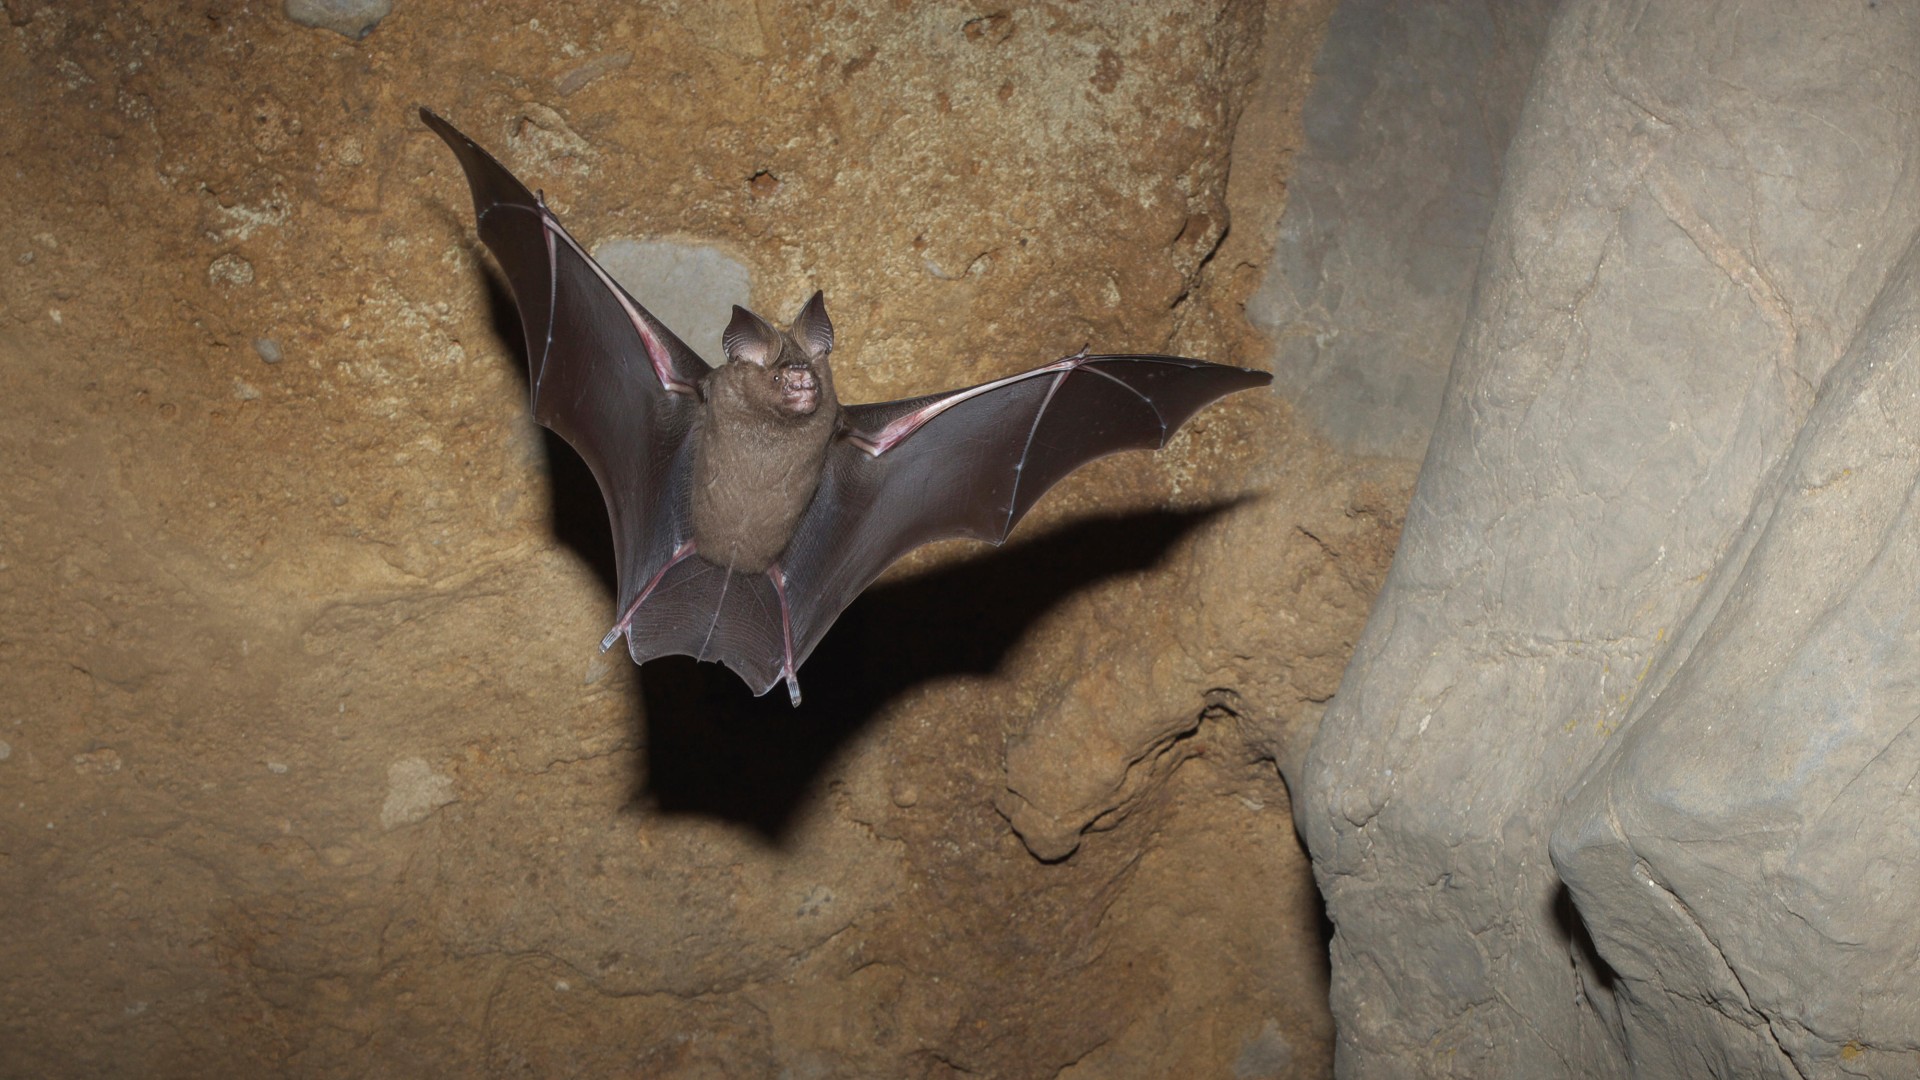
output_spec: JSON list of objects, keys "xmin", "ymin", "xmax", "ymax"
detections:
[
  {"xmin": 284, "ymin": 0, "xmax": 393, "ymax": 40},
  {"xmin": 1299, "ymin": 1, "xmax": 1920, "ymax": 1075}
]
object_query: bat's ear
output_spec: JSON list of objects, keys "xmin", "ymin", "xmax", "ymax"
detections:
[
  {"xmin": 792, "ymin": 290, "xmax": 834, "ymax": 361},
  {"xmin": 722, "ymin": 305, "xmax": 781, "ymax": 368}
]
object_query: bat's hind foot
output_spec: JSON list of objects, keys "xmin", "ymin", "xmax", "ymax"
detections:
[{"xmin": 767, "ymin": 562, "xmax": 802, "ymax": 708}]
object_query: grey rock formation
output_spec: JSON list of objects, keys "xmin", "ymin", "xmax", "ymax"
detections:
[
  {"xmin": 1295, "ymin": 0, "xmax": 1920, "ymax": 1075},
  {"xmin": 593, "ymin": 238, "xmax": 752, "ymax": 369},
  {"xmin": 283, "ymin": 0, "xmax": 392, "ymax": 39},
  {"xmin": 1250, "ymin": 0, "xmax": 1555, "ymax": 460}
]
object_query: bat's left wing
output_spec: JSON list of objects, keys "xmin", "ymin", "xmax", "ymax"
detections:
[
  {"xmin": 755, "ymin": 351, "xmax": 1272, "ymax": 695},
  {"xmin": 423, "ymin": 109, "xmax": 714, "ymax": 664}
]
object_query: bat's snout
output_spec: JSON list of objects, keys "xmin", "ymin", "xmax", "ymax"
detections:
[{"xmin": 776, "ymin": 364, "xmax": 821, "ymax": 416}]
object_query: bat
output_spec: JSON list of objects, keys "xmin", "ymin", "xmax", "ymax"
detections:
[{"xmin": 421, "ymin": 109, "xmax": 1271, "ymax": 706}]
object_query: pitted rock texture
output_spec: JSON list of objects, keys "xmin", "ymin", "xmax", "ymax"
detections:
[{"xmin": 0, "ymin": 1, "xmax": 1394, "ymax": 1076}]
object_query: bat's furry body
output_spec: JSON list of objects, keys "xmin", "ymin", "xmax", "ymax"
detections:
[{"xmin": 422, "ymin": 109, "xmax": 1272, "ymax": 704}]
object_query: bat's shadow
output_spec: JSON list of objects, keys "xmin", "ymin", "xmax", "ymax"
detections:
[
  {"xmin": 474, "ymin": 265, "xmax": 1237, "ymax": 840},
  {"xmin": 632, "ymin": 503, "xmax": 1234, "ymax": 839}
]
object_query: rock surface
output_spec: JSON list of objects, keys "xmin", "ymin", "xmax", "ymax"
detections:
[
  {"xmin": 1298, "ymin": 0, "xmax": 1920, "ymax": 1076},
  {"xmin": 594, "ymin": 239, "xmax": 751, "ymax": 368},
  {"xmin": 284, "ymin": 0, "xmax": 394, "ymax": 40},
  {"xmin": 0, "ymin": 1, "xmax": 1398, "ymax": 1076},
  {"xmin": 1249, "ymin": 0, "xmax": 1555, "ymax": 459}
]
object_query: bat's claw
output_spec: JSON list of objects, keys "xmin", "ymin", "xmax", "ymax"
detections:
[
  {"xmin": 598, "ymin": 624, "xmax": 624, "ymax": 653},
  {"xmin": 784, "ymin": 670, "xmax": 803, "ymax": 707}
]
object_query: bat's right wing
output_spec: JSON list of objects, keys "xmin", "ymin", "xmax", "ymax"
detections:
[
  {"xmin": 773, "ymin": 352, "xmax": 1273, "ymax": 687},
  {"xmin": 423, "ymin": 109, "xmax": 710, "ymax": 631}
]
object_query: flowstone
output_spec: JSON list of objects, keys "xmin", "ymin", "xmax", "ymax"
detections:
[{"xmin": 1297, "ymin": 0, "xmax": 1920, "ymax": 1075}]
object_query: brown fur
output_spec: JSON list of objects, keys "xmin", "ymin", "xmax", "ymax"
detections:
[{"xmin": 689, "ymin": 308, "xmax": 839, "ymax": 573}]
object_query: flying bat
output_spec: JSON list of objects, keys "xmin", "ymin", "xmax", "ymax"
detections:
[{"xmin": 421, "ymin": 109, "xmax": 1271, "ymax": 705}]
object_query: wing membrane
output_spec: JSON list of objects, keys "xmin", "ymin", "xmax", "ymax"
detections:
[
  {"xmin": 426, "ymin": 110, "xmax": 1270, "ymax": 700},
  {"xmin": 768, "ymin": 354, "xmax": 1271, "ymax": 694},
  {"xmin": 423, "ymin": 109, "xmax": 707, "ymax": 637}
]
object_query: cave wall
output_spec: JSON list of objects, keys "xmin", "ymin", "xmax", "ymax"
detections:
[
  {"xmin": 1251, "ymin": 0, "xmax": 1557, "ymax": 461},
  {"xmin": 0, "ymin": 1, "xmax": 1393, "ymax": 1076},
  {"xmin": 1297, "ymin": 0, "xmax": 1920, "ymax": 1075}
]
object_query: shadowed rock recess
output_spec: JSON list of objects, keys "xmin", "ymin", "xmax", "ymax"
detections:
[
  {"xmin": 1298, "ymin": 0, "xmax": 1920, "ymax": 1076},
  {"xmin": 0, "ymin": 1, "xmax": 1392, "ymax": 1077}
]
